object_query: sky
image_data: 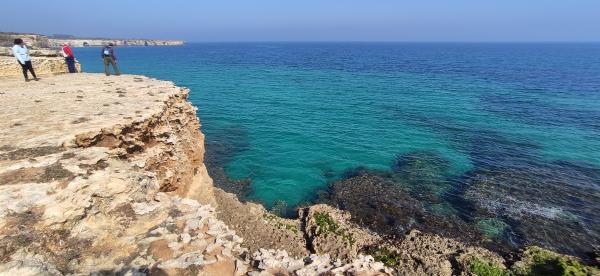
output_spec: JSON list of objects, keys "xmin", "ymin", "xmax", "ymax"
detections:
[{"xmin": 1, "ymin": 0, "xmax": 599, "ymax": 42}]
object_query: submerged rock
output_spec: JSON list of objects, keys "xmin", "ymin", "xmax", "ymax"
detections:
[
  {"xmin": 474, "ymin": 218, "xmax": 511, "ymax": 240},
  {"xmin": 391, "ymin": 150, "xmax": 452, "ymax": 202},
  {"xmin": 464, "ymin": 162, "xmax": 600, "ymax": 259},
  {"xmin": 327, "ymin": 171, "xmax": 492, "ymax": 248}
]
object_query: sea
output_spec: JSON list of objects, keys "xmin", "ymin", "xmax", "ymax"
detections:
[{"xmin": 75, "ymin": 42, "xmax": 600, "ymax": 258}]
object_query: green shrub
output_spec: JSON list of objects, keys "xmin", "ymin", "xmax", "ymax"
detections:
[
  {"xmin": 313, "ymin": 212, "xmax": 354, "ymax": 245},
  {"xmin": 515, "ymin": 247, "xmax": 599, "ymax": 276},
  {"xmin": 366, "ymin": 247, "xmax": 403, "ymax": 267},
  {"xmin": 468, "ymin": 258, "xmax": 512, "ymax": 276}
]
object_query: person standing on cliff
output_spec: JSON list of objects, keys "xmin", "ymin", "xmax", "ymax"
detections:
[
  {"xmin": 12, "ymin": 39, "xmax": 39, "ymax": 82},
  {"xmin": 101, "ymin": 43, "xmax": 121, "ymax": 76},
  {"xmin": 62, "ymin": 43, "xmax": 77, "ymax": 73}
]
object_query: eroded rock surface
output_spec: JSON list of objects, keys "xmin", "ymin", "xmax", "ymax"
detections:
[
  {"xmin": 0, "ymin": 34, "xmax": 83, "ymax": 77},
  {"xmin": 0, "ymin": 56, "xmax": 82, "ymax": 78},
  {"xmin": 0, "ymin": 74, "xmax": 240, "ymax": 275}
]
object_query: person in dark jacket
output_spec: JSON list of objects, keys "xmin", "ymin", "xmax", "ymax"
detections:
[
  {"xmin": 62, "ymin": 43, "xmax": 77, "ymax": 73},
  {"xmin": 101, "ymin": 43, "xmax": 120, "ymax": 76},
  {"xmin": 12, "ymin": 38, "xmax": 39, "ymax": 81}
]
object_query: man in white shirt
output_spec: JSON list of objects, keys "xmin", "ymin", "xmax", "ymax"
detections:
[{"xmin": 12, "ymin": 38, "xmax": 39, "ymax": 82}]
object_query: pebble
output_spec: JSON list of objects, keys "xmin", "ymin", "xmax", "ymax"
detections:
[{"xmin": 181, "ymin": 233, "xmax": 191, "ymax": 244}]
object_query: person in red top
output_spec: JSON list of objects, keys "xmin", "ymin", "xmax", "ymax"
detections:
[{"xmin": 62, "ymin": 43, "xmax": 77, "ymax": 73}]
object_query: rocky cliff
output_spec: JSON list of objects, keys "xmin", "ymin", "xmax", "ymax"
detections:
[
  {"xmin": 0, "ymin": 33, "xmax": 50, "ymax": 48},
  {"xmin": 0, "ymin": 74, "xmax": 597, "ymax": 276},
  {"xmin": 0, "ymin": 56, "xmax": 82, "ymax": 78},
  {"xmin": 0, "ymin": 45, "xmax": 81, "ymax": 78},
  {"xmin": 1, "ymin": 32, "xmax": 184, "ymax": 48},
  {"xmin": 0, "ymin": 74, "xmax": 232, "ymax": 274},
  {"xmin": 48, "ymin": 38, "xmax": 185, "ymax": 47},
  {"xmin": 0, "ymin": 32, "xmax": 82, "ymax": 77}
]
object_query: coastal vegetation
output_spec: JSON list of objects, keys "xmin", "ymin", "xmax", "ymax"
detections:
[
  {"xmin": 365, "ymin": 247, "xmax": 404, "ymax": 268},
  {"xmin": 262, "ymin": 212, "xmax": 299, "ymax": 234},
  {"xmin": 468, "ymin": 258, "xmax": 512, "ymax": 276},
  {"xmin": 512, "ymin": 247, "xmax": 599, "ymax": 276},
  {"xmin": 364, "ymin": 246, "xmax": 600, "ymax": 276},
  {"xmin": 313, "ymin": 212, "xmax": 355, "ymax": 245}
]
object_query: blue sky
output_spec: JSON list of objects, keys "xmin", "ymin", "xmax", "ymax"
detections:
[{"xmin": 2, "ymin": 0, "xmax": 599, "ymax": 42}]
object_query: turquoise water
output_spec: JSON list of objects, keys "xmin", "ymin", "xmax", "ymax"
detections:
[{"xmin": 75, "ymin": 43, "xmax": 600, "ymax": 256}]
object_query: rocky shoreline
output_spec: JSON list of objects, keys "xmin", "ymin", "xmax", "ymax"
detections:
[
  {"xmin": 48, "ymin": 38, "xmax": 184, "ymax": 47},
  {"xmin": 1, "ymin": 32, "xmax": 184, "ymax": 48},
  {"xmin": 0, "ymin": 73, "xmax": 598, "ymax": 275}
]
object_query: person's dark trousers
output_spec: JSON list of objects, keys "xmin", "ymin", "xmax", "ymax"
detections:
[
  {"xmin": 103, "ymin": 56, "xmax": 121, "ymax": 76},
  {"xmin": 18, "ymin": 60, "xmax": 37, "ymax": 81},
  {"xmin": 65, "ymin": 56, "xmax": 77, "ymax": 73}
]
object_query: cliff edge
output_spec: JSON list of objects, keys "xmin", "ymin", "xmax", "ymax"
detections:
[{"xmin": 0, "ymin": 74, "xmax": 242, "ymax": 275}]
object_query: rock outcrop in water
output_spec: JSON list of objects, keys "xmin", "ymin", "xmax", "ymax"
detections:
[{"xmin": 0, "ymin": 73, "xmax": 597, "ymax": 275}]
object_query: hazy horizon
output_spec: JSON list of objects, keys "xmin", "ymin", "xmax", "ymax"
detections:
[{"xmin": 2, "ymin": 0, "xmax": 600, "ymax": 42}]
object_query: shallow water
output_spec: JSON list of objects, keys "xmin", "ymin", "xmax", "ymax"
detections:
[{"xmin": 76, "ymin": 43, "xmax": 600, "ymax": 256}]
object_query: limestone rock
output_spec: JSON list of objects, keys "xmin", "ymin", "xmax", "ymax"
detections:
[
  {"xmin": 0, "ymin": 74, "xmax": 236, "ymax": 275},
  {"xmin": 0, "ymin": 32, "xmax": 50, "ymax": 48},
  {"xmin": 250, "ymin": 249, "xmax": 393, "ymax": 275},
  {"xmin": 48, "ymin": 38, "xmax": 184, "ymax": 47},
  {"xmin": 0, "ymin": 32, "xmax": 183, "ymax": 49},
  {"xmin": 301, "ymin": 204, "xmax": 380, "ymax": 261},
  {"xmin": 0, "ymin": 56, "xmax": 81, "ymax": 77}
]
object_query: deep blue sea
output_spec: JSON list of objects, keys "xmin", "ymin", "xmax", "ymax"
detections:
[{"xmin": 75, "ymin": 43, "xmax": 600, "ymax": 257}]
